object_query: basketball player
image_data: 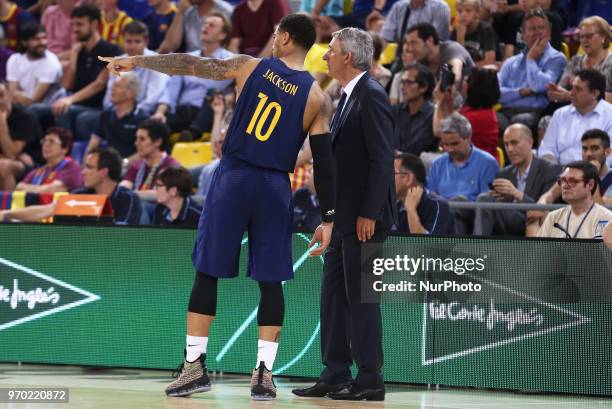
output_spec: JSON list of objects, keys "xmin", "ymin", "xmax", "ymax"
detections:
[{"xmin": 100, "ymin": 14, "xmax": 336, "ymax": 401}]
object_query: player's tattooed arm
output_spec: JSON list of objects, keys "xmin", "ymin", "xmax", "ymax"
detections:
[
  {"xmin": 100, "ymin": 54, "xmax": 254, "ymax": 80},
  {"xmin": 309, "ymin": 87, "xmax": 332, "ymax": 134},
  {"xmin": 135, "ymin": 54, "xmax": 252, "ymax": 79}
]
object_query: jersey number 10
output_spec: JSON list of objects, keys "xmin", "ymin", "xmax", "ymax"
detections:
[{"xmin": 246, "ymin": 92, "xmax": 282, "ymax": 142}]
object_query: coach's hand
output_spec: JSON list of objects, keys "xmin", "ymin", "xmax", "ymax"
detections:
[
  {"xmin": 356, "ymin": 217, "xmax": 375, "ymax": 242},
  {"xmin": 309, "ymin": 222, "xmax": 333, "ymax": 256}
]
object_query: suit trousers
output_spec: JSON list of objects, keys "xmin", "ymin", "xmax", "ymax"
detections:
[{"xmin": 319, "ymin": 228, "xmax": 387, "ymax": 389}]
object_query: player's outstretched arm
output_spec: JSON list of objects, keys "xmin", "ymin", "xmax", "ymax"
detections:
[{"xmin": 99, "ymin": 54, "xmax": 257, "ymax": 81}]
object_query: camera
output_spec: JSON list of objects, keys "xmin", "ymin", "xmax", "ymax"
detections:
[{"xmin": 439, "ymin": 63, "xmax": 456, "ymax": 92}]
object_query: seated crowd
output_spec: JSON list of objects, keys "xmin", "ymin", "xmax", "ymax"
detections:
[{"xmin": 0, "ymin": 0, "xmax": 609, "ymax": 238}]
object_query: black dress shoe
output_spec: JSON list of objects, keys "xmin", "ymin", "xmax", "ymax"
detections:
[
  {"xmin": 292, "ymin": 381, "xmax": 347, "ymax": 397},
  {"xmin": 326, "ymin": 383, "xmax": 385, "ymax": 401}
]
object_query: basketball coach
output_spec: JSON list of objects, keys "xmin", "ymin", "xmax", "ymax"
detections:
[{"xmin": 293, "ymin": 27, "xmax": 395, "ymax": 401}]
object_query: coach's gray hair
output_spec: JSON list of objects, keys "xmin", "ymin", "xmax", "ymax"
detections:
[
  {"xmin": 119, "ymin": 72, "xmax": 142, "ymax": 99},
  {"xmin": 331, "ymin": 27, "xmax": 373, "ymax": 72},
  {"xmin": 441, "ymin": 112, "xmax": 472, "ymax": 139}
]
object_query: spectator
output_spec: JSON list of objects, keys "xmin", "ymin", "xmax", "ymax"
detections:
[
  {"xmin": 229, "ymin": 0, "xmax": 288, "ymax": 57},
  {"xmin": 0, "ymin": 25, "xmax": 13, "ymax": 82},
  {"xmin": 0, "ymin": 147, "xmax": 143, "ymax": 225},
  {"xmin": 16, "ymin": 127, "xmax": 83, "ymax": 193},
  {"xmin": 451, "ymin": 0, "xmax": 497, "ymax": 67},
  {"xmin": 7, "ymin": 22, "xmax": 63, "ymax": 132},
  {"xmin": 142, "ymin": 0, "xmax": 177, "ymax": 51},
  {"xmin": 98, "ymin": 0, "xmax": 133, "ymax": 49},
  {"xmin": 475, "ymin": 123, "xmax": 560, "ymax": 236},
  {"xmin": 392, "ymin": 62, "xmax": 436, "ymax": 154},
  {"xmin": 581, "ymin": 129, "xmax": 612, "ymax": 204},
  {"xmin": 538, "ymin": 69, "xmax": 612, "ymax": 164},
  {"xmin": 87, "ymin": 72, "xmax": 148, "ymax": 159},
  {"xmin": 369, "ymin": 31, "xmax": 391, "ymax": 87},
  {"xmin": 536, "ymin": 114, "xmax": 551, "ymax": 146},
  {"xmin": 292, "ymin": 165, "xmax": 320, "ymax": 231},
  {"xmin": 388, "ymin": 41, "xmax": 414, "ymax": 105},
  {"xmin": 121, "ymin": 118, "xmax": 180, "ymax": 201},
  {"xmin": 604, "ymin": 221, "xmax": 612, "ymax": 250},
  {"xmin": 0, "ymin": 82, "xmax": 42, "ymax": 191},
  {"xmin": 549, "ymin": 16, "xmax": 612, "ymax": 105},
  {"xmin": 102, "ymin": 21, "xmax": 170, "ymax": 116},
  {"xmin": 157, "ymin": 0, "xmax": 233, "ymax": 54},
  {"xmin": 0, "ymin": 0, "xmax": 34, "ymax": 51},
  {"xmin": 434, "ymin": 67, "xmax": 501, "ymax": 161},
  {"xmin": 528, "ymin": 128, "xmax": 612, "ymax": 233},
  {"xmin": 428, "ymin": 112, "xmax": 498, "ymax": 201},
  {"xmin": 152, "ymin": 12, "xmax": 233, "ymax": 139},
  {"xmin": 394, "ymin": 152, "xmax": 455, "ymax": 234},
  {"xmin": 500, "ymin": 0, "xmax": 568, "ymax": 60},
  {"xmin": 300, "ymin": 0, "xmax": 343, "ymax": 19},
  {"xmin": 405, "ymin": 23, "xmax": 474, "ymax": 85},
  {"xmin": 195, "ymin": 93, "xmax": 226, "ymax": 198},
  {"xmin": 496, "ymin": 8, "xmax": 566, "ymax": 133},
  {"xmin": 52, "ymin": 4, "xmax": 122, "ymax": 141},
  {"xmin": 380, "ymin": 0, "xmax": 451, "ymax": 44},
  {"xmin": 537, "ymin": 160, "xmax": 611, "ymax": 239},
  {"xmin": 152, "ymin": 166, "xmax": 202, "ymax": 227},
  {"xmin": 40, "ymin": 0, "xmax": 79, "ymax": 67}
]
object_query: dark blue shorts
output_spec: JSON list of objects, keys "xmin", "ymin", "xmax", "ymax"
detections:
[{"xmin": 191, "ymin": 156, "xmax": 294, "ymax": 282}]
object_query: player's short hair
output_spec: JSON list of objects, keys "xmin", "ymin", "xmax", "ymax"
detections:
[{"xmin": 278, "ymin": 14, "xmax": 316, "ymax": 51}]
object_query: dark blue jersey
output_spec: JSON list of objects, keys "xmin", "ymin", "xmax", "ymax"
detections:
[{"xmin": 222, "ymin": 58, "xmax": 315, "ymax": 173}]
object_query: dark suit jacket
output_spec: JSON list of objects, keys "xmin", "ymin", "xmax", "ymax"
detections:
[
  {"xmin": 497, "ymin": 156, "xmax": 561, "ymax": 203},
  {"xmin": 332, "ymin": 72, "xmax": 396, "ymax": 233}
]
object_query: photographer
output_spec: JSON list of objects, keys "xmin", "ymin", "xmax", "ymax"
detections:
[{"xmin": 433, "ymin": 67, "xmax": 501, "ymax": 161}]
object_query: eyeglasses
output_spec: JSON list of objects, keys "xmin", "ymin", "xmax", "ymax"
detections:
[
  {"xmin": 400, "ymin": 79, "xmax": 418, "ymax": 86},
  {"xmin": 579, "ymin": 32, "xmax": 597, "ymax": 41},
  {"xmin": 557, "ymin": 177, "xmax": 584, "ymax": 187}
]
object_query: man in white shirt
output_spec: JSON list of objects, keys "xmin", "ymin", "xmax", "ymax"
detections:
[
  {"xmin": 537, "ymin": 160, "xmax": 612, "ymax": 239},
  {"xmin": 539, "ymin": 69, "xmax": 612, "ymax": 165},
  {"xmin": 7, "ymin": 22, "xmax": 63, "ymax": 128}
]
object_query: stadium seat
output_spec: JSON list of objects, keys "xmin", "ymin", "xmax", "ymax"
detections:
[
  {"xmin": 497, "ymin": 147, "xmax": 505, "ymax": 168},
  {"xmin": 380, "ymin": 43, "xmax": 397, "ymax": 66},
  {"xmin": 71, "ymin": 141, "xmax": 88, "ymax": 164},
  {"xmin": 171, "ymin": 142, "xmax": 213, "ymax": 168},
  {"xmin": 561, "ymin": 42, "xmax": 570, "ymax": 60}
]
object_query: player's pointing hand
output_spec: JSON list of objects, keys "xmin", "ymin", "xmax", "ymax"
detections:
[{"xmin": 98, "ymin": 56, "xmax": 136, "ymax": 76}]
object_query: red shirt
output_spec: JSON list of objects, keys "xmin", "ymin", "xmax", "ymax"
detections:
[
  {"xmin": 230, "ymin": 0, "xmax": 288, "ymax": 56},
  {"xmin": 460, "ymin": 105, "xmax": 499, "ymax": 162}
]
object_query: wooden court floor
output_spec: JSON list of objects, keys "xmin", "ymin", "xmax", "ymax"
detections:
[{"xmin": 0, "ymin": 363, "xmax": 611, "ymax": 409}]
